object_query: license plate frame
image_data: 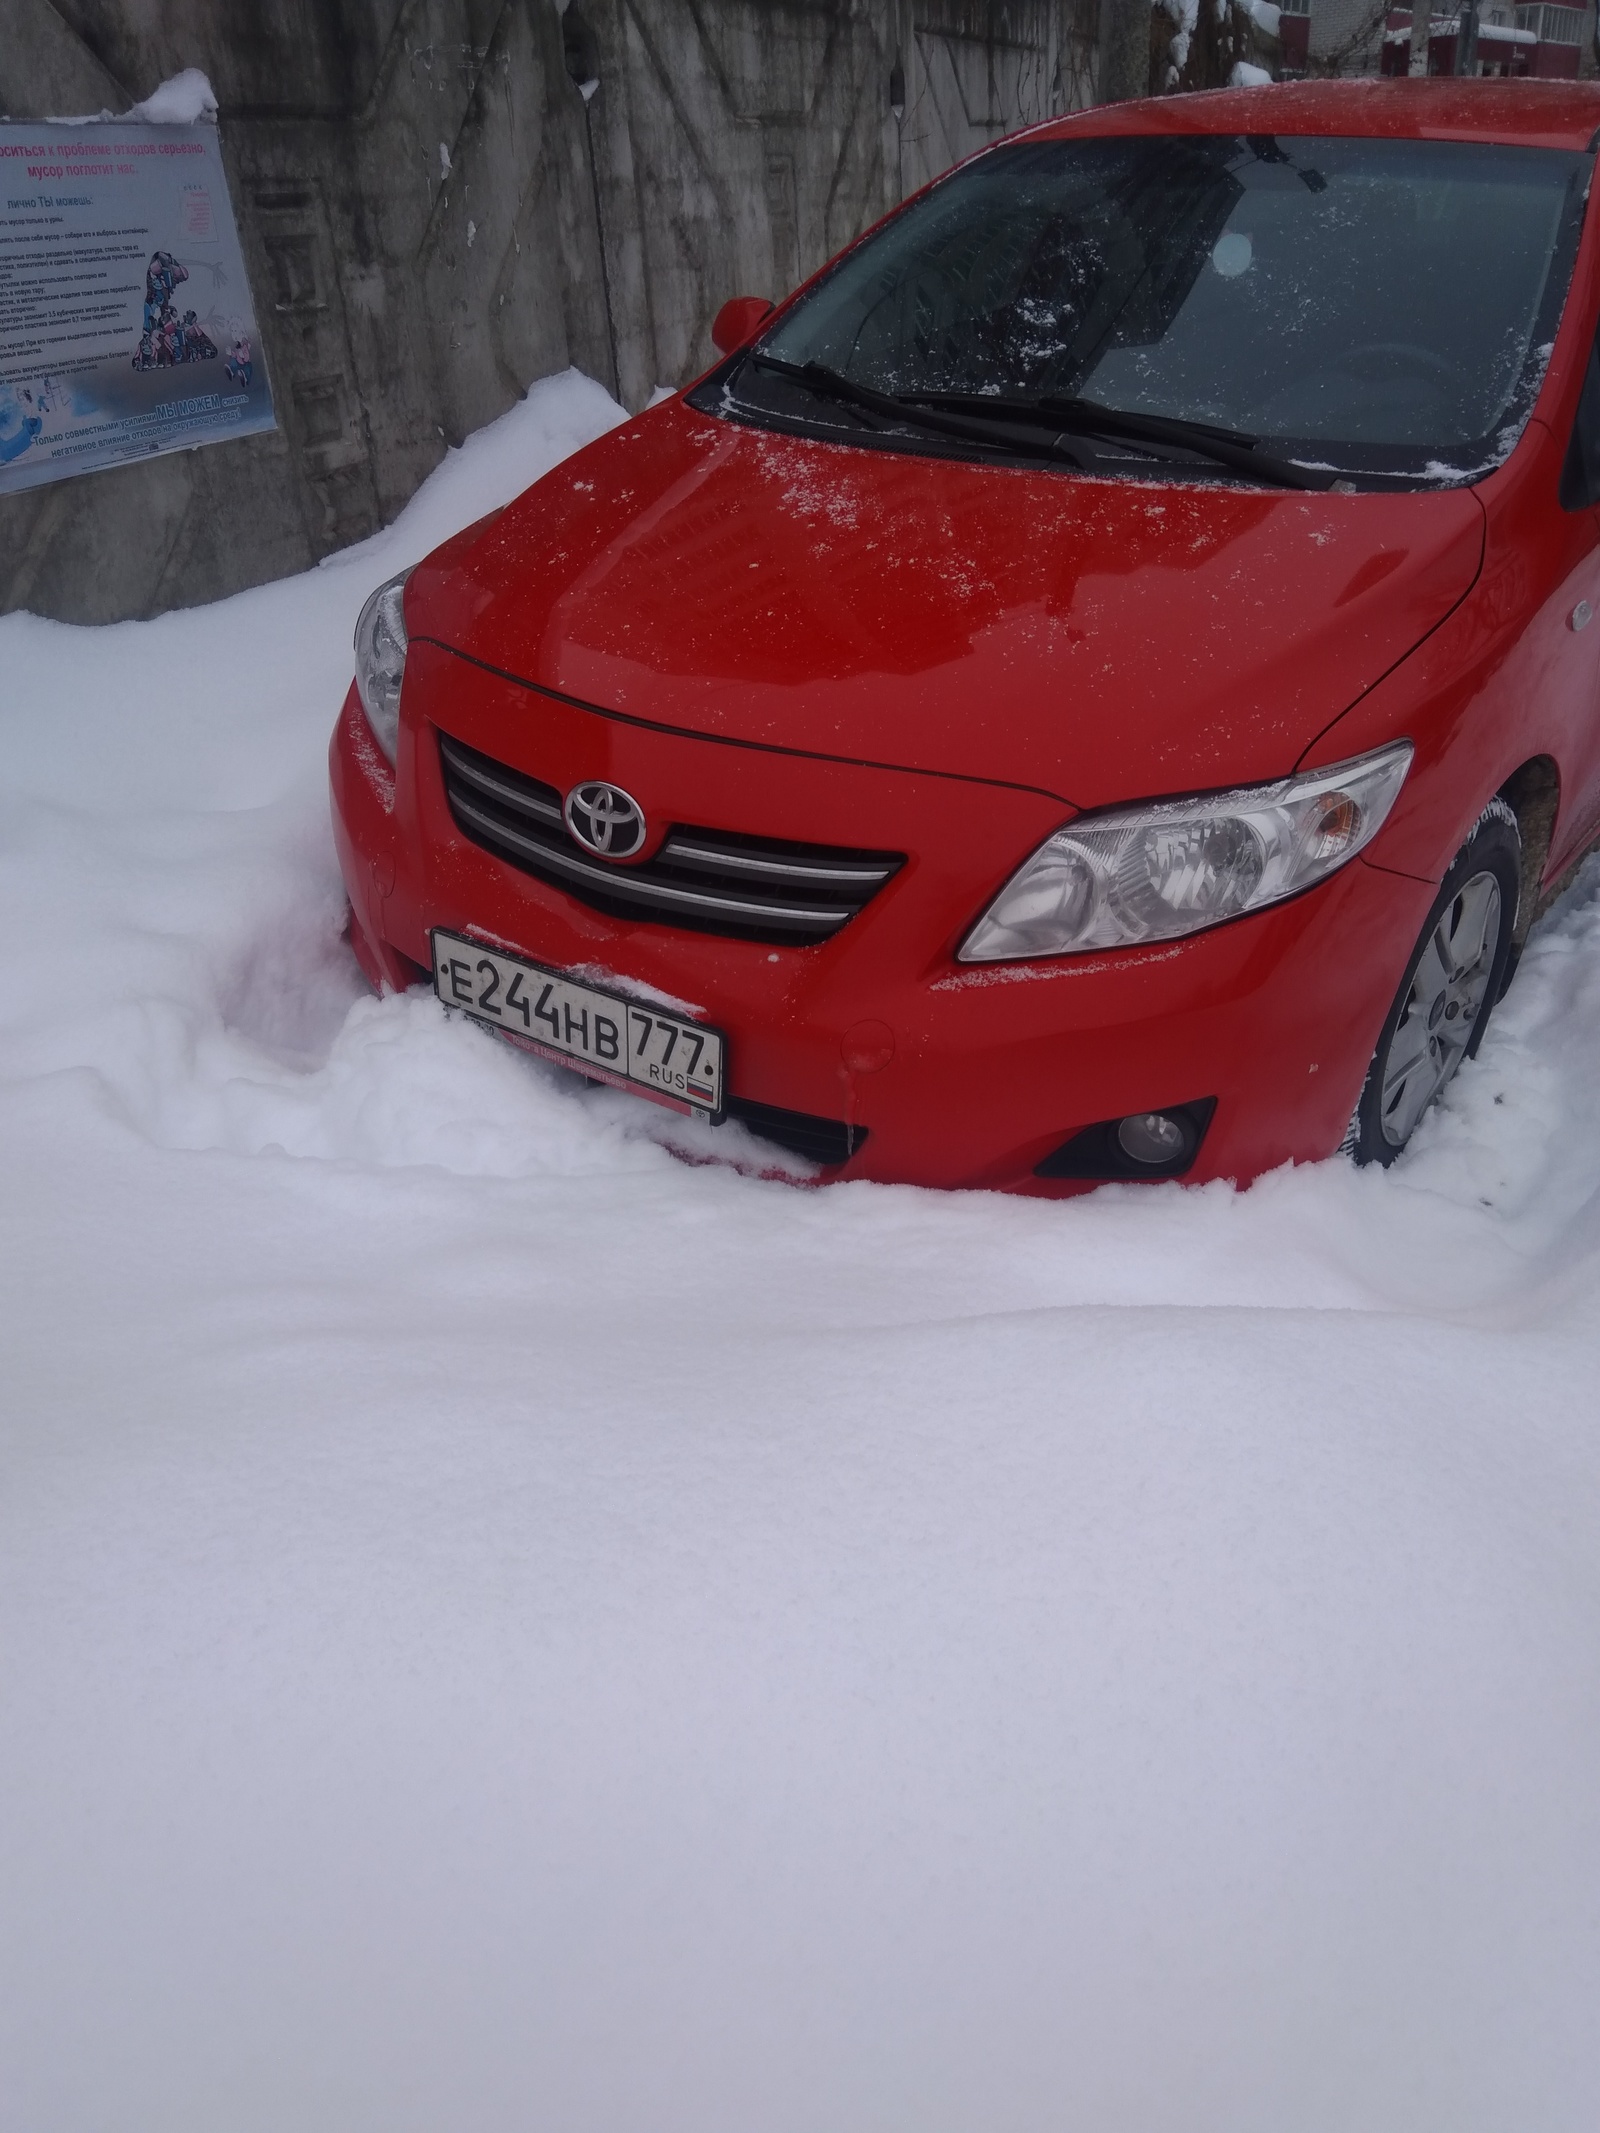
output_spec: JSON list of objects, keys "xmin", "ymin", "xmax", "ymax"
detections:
[{"xmin": 431, "ymin": 929, "xmax": 726, "ymax": 1120}]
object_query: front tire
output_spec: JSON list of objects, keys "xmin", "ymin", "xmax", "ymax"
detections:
[{"xmin": 1350, "ymin": 799, "xmax": 1520, "ymax": 1167}]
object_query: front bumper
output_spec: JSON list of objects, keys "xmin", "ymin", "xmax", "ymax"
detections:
[{"xmin": 330, "ymin": 648, "xmax": 1434, "ymax": 1193}]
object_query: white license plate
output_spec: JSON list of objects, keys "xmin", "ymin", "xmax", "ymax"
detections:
[{"xmin": 431, "ymin": 930, "xmax": 726, "ymax": 1118}]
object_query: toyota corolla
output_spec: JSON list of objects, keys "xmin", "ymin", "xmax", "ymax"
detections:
[{"xmin": 330, "ymin": 79, "xmax": 1600, "ymax": 1191}]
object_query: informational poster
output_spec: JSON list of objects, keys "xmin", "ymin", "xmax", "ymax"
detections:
[{"xmin": 0, "ymin": 118, "xmax": 275, "ymax": 493}]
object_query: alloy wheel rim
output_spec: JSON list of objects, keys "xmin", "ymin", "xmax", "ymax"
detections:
[{"xmin": 1379, "ymin": 869, "xmax": 1502, "ymax": 1149}]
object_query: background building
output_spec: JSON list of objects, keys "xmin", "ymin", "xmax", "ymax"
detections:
[
  {"xmin": 1378, "ymin": 2, "xmax": 1590, "ymax": 75},
  {"xmin": 1302, "ymin": 0, "xmax": 1594, "ymax": 71}
]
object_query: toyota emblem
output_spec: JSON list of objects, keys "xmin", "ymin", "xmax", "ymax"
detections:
[{"xmin": 564, "ymin": 780, "xmax": 647, "ymax": 860}]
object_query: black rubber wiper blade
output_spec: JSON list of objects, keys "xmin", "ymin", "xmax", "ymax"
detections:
[
  {"xmin": 747, "ymin": 357, "xmax": 1334, "ymax": 491},
  {"xmin": 744, "ymin": 353, "xmax": 1086, "ymax": 468},
  {"xmin": 906, "ymin": 388, "xmax": 1248, "ymax": 443},
  {"xmin": 1039, "ymin": 394, "xmax": 1334, "ymax": 492},
  {"xmin": 904, "ymin": 387, "xmax": 1336, "ymax": 493}
]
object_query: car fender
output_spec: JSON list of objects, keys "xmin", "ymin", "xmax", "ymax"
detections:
[{"xmin": 1294, "ymin": 416, "xmax": 1600, "ymax": 892}]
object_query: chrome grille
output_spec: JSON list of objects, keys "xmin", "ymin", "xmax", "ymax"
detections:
[{"xmin": 438, "ymin": 731, "xmax": 903, "ymax": 946}]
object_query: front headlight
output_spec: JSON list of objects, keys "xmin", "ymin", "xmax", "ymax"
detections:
[
  {"xmin": 353, "ymin": 569, "xmax": 412, "ymax": 763},
  {"xmin": 960, "ymin": 741, "xmax": 1414, "ymax": 962}
]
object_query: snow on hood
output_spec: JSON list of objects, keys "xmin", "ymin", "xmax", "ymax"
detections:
[{"xmin": 410, "ymin": 403, "xmax": 1485, "ymax": 807}]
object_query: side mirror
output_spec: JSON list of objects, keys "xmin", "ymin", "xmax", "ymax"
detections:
[{"xmin": 711, "ymin": 296, "xmax": 775, "ymax": 357}]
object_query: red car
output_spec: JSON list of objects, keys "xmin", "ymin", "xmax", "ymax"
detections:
[{"xmin": 331, "ymin": 80, "xmax": 1600, "ymax": 1192}]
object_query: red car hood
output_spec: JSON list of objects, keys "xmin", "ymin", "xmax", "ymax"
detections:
[{"xmin": 409, "ymin": 401, "xmax": 1485, "ymax": 808}]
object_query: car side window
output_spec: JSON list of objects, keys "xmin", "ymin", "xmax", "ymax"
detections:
[{"xmin": 1560, "ymin": 325, "xmax": 1600, "ymax": 509}]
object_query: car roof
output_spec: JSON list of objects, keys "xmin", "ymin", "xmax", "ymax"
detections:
[{"xmin": 1021, "ymin": 78, "xmax": 1600, "ymax": 152}]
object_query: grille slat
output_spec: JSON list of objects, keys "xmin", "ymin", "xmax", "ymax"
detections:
[
  {"xmin": 659, "ymin": 836, "xmax": 895, "ymax": 887},
  {"xmin": 444, "ymin": 747, "xmax": 565, "ymax": 827},
  {"xmin": 448, "ymin": 792, "xmax": 850, "ymax": 929},
  {"xmin": 439, "ymin": 731, "xmax": 902, "ymax": 946}
]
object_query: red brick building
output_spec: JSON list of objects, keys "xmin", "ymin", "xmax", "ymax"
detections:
[{"xmin": 1379, "ymin": 2, "xmax": 1587, "ymax": 74}]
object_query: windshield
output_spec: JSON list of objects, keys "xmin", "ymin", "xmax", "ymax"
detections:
[{"xmin": 700, "ymin": 133, "xmax": 1588, "ymax": 485}]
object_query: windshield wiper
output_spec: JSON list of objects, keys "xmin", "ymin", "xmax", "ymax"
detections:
[
  {"xmin": 900, "ymin": 388, "xmax": 1338, "ymax": 493},
  {"xmin": 747, "ymin": 354, "xmax": 1335, "ymax": 492},
  {"xmin": 745, "ymin": 353, "xmax": 1089, "ymax": 469}
]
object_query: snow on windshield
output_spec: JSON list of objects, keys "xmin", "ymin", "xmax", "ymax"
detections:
[{"xmin": 2, "ymin": 372, "xmax": 1598, "ymax": 2131}]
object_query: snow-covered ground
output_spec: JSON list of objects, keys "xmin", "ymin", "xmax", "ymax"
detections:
[{"xmin": 3, "ymin": 370, "xmax": 1599, "ymax": 2133}]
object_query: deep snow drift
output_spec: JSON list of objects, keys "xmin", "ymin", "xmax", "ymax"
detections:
[{"xmin": 3, "ymin": 370, "xmax": 1599, "ymax": 2133}]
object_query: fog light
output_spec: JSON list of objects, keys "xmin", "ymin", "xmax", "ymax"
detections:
[
  {"xmin": 1035, "ymin": 1097, "xmax": 1216, "ymax": 1182},
  {"xmin": 1116, "ymin": 1111, "xmax": 1193, "ymax": 1167}
]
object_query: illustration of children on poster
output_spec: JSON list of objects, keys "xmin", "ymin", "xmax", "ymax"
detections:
[{"xmin": 131, "ymin": 249, "xmax": 220, "ymax": 370}]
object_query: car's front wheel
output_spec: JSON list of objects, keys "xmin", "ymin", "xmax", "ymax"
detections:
[{"xmin": 1350, "ymin": 798, "xmax": 1520, "ymax": 1166}]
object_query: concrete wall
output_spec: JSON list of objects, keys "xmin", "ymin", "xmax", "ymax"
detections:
[{"xmin": 0, "ymin": 0, "xmax": 1099, "ymax": 624}]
